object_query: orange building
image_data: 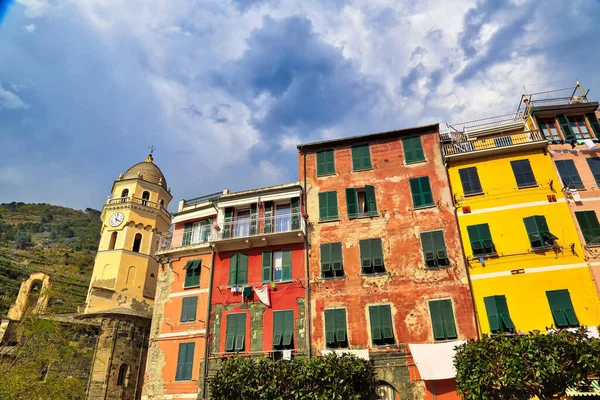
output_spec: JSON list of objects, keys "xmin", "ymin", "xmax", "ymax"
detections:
[{"xmin": 142, "ymin": 192, "xmax": 222, "ymax": 400}]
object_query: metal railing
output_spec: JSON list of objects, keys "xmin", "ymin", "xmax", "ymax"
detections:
[
  {"xmin": 214, "ymin": 212, "xmax": 305, "ymax": 240},
  {"xmin": 107, "ymin": 195, "xmax": 170, "ymax": 214},
  {"xmin": 442, "ymin": 130, "xmax": 546, "ymax": 157},
  {"xmin": 522, "ymin": 83, "xmax": 590, "ymax": 112},
  {"xmin": 158, "ymin": 225, "xmax": 214, "ymax": 251},
  {"xmin": 441, "ymin": 112, "xmax": 525, "ymax": 140},
  {"xmin": 182, "ymin": 191, "xmax": 223, "ymax": 208}
]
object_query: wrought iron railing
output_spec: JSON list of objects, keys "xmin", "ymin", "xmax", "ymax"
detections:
[
  {"xmin": 158, "ymin": 225, "xmax": 214, "ymax": 251},
  {"xmin": 214, "ymin": 212, "xmax": 305, "ymax": 240},
  {"xmin": 182, "ymin": 192, "xmax": 223, "ymax": 208},
  {"xmin": 442, "ymin": 130, "xmax": 546, "ymax": 157}
]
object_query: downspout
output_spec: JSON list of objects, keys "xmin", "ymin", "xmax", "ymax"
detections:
[
  {"xmin": 201, "ymin": 245, "xmax": 216, "ymax": 399},
  {"xmin": 302, "ymin": 152, "xmax": 312, "ymax": 358}
]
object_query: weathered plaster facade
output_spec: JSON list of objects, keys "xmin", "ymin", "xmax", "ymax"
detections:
[{"xmin": 298, "ymin": 125, "xmax": 477, "ymax": 400}]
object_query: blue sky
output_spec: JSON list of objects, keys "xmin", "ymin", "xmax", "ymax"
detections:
[{"xmin": 0, "ymin": 0, "xmax": 599, "ymax": 211}]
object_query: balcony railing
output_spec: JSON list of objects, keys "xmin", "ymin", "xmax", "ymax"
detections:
[
  {"xmin": 182, "ymin": 191, "xmax": 223, "ymax": 208},
  {"xmin": 523, "ymin": 83, "xmax": 590, "ymax": 111},
  {"xmin": 441, "ymin": 113, "xmax": 525, "ymax": 141},
  {"xmin": 107, "ymin": 195, "xmax": 170, "ymax": 214},
  {"xmin": 442, "ymin": 130, "xmax": 546, "ymax": 158},
  {"xmin": 214, "ymin": 212, "xmax": 304, "ymax": 241},
  {"xmin": 158, "ymin": 225, "xmax": 213, "ymax": 251}
]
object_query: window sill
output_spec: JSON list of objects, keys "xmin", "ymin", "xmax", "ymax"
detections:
[
  {"xmin": 183, "ymin": 285, "xmax": 200, "ymax": 289},
  {"xmin": 360, "ymin": 272, "xmax": 388, "ymax": 277},
  {"xmin": 472, "ymin": 252, "xmax": 498, "ymax": 259},
  {"xmin": 517, "ymin": 184, "xmax": 538, "ymax": 189},
  {"xmin": 433, "ymin": 338, "xmax": 458, "ymax": 343},
  {"xmin": 320, "ymin": 275, "xmax": 346, "ymax": 281},
  {"xmin": 424, "ymin": 265, "xmax": 452, "ymax": 271},
  {"xmin": 179, "ymin": 320, "xmax": 197, "ymax": 325},
  {"xmin": 317, "ymin": 172, "xmax": 336, "ymax": 178},
  {"xmin": 352, "ymin": 167, "xmax": 373, "ymax": 172},
  {"xmin": 348, "ymin": 212, "xmax": 379, "ymax": 220},
  {"xmin": 463, "ymin": 191, "xmax": 484, "ymax": 197},
  {"xmin": 413, "ymin": 204, "xmax": 436, "ymax": 210},
  {"xmin": 530, "ymin": 245, "xmax": 555, "ymax": 252},
  {"xmin": 405, "ymin": 159, "xmax": 426, "ymax": 165},
  {"xmin": 319, "ymin": 218, "xmax": 340, "ymax": 223}
]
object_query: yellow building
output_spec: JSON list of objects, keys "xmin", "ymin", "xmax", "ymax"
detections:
[{"xmin": 441, "ymin": 115, "xmax": 600, "ymax": 335}]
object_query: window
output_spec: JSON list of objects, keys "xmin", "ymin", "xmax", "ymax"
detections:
[
  {"xmin": 142, "ymin": 191, "xmax": 150, "ymax": 206},
  {"xmin": 318, "ymin": 191, "xmax": 339, "ymax": 221},
  {"xmin": 409, "ymin": 176, "xmax": 434, "ymax": 208},
  {"xmin": 262, "ymin": 250, "xmax": 292, "ymax": 283},
  {"xmin": 466, "ymin": 224, "xmax": 496, "ymax": 256},
  {"xmin": 132, "ymin": 233, "xmax": 142, "ymax": 253},
  {"xmin": 429, "ymin": 299, "xmax": 457, "ymax": 341},
  {"xmin": 557, "ymin": 115, "xmax": 575, "ymax": 141},
  {"xmin": 403, "ymin": 136, "xmax": 425, "ymax": 164},
  {"xmin": 117, "ymin": 364, "xmax": 129, "ymax": 387},
  {"xmin": 180, "ymin": 297, "xmax": 198, "ymax": 323},
  {"xmin": 575, "ymin": 211, "xmax": 600, "ymax": 245},
  {"xmin": 317, "ymin": 150, "xmax": 335, "ymax": 176},
  {"xmin": 546, "ymin": 290, "xmax": 579, "ymax": 328},
  {"xmin": 225, "ymin": 313, "xmax": 247, "ymax": 352},
  {"xmin": 273, "ymin": 310, "xmax": 294, "ymax": 350},
  {"xmin": 458, "ymin": 167, "xmax": 483, "ymax": 195},
  {"xmin": 120, "ymin": 188, "xmax": 129, "ymax": 198},
  {"xmin": 523, "ymin": 215, "xmax": 558, "ymax": 249},
  {"xmin": 351, "ymin": 145, "xmax": 372, "ymax": 171},
  {"xmin": 275, "ymin": 203, "xmax": 291, "ymax": 232},
  {"xmin": 538, "ymin": 118, "xmax": 561, "ymax": 141},
  {"xmin": 345, "ymin": 186, "xmax": 377, "ymax": 218},
  {"xmin": 570, "ymin": 117, "xmax": 591, "ymax": 139},
  {"xmin": 369, "ymin": 305, "xmax": 394, "ymax": 346},
  {"xmin": 586, "ymin": 158, "xmax": 600, "ymax": 187},
  {"xmin": 228, "ymin": 253, "xmax": 248, "ymax": 286},
  {"xmin": 184, "ymin": 219, "xmax": 211, "ymax": 246},
  {"xmin": 484, "ymin": 295, "xmax": 515, "ymax": 333},
  {"xmin": 359, "ymin": 238, "xmax": 385, "ymax": 274},
  {"xmin": 175, "ymin": 342, "xmax": 194, "ymax": 381},
  {"xmin": 555, "ymin": 160, "xmax": 584, "ymax": 189},
  {"xmin": 586, "ymin": 113, "xmax": 600, "ymax": 137},
  {"xmin": 108, "ymin": 231, "xmax": 117, "ymax": 250},
  {"xmin": 420, "ymin": 231, "xmax": 450, "ymax": 268},
  {"xmin": 160, "ymin": 199, "xmax": 165, "ymax": 207},
  {"xmin": 320, "ymin": 242, "xmax": 344, "ymax": 278},
  {"xmin": 234, "ymin": 209, "xmax": 251, "ymax": 238},
  {"xmin": 325, "ymin": 309, "xmax": 348, "ymax": 348},
  {"xmin": 510, "ymin": 160, "xmax": 537, "ymax": 188},
  {"xmin": 182, "ymin": 259, "xmax": 201, "ymax": 287}
]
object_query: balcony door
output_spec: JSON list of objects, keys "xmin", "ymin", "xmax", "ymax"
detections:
[
  {"xmin": 234, "ymin": 209, "xmax": 251, "ymax": 238},
  {"xmin": 275, "ymin": 203, "xmax": 291, "ymax": 233}
]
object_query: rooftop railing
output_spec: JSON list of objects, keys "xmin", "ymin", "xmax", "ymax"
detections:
[
  {"xmin": 158, "ymin": 225, "xmax": 213, "ymax": 251},
  {"xmin": 442, "ymin": 130, "xmax": 546, "ymax": 158},
  {"xmin": 214, "ymin": 212, "xmax": 305, "ymax": 241},
  {"xmin": 441, "ymin": 112, "xmax": 525, "ymax": 141},
  {"xmin": 182, "ymin": 191, "xmax": 223, "ymax": 208}
]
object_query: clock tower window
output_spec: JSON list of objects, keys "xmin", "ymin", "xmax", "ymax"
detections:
[
  {"xmin": 132, "ymin": 233, "xmax": 142, "ymax": 253},
  {"xmin": 108, "ymin": 232, "xmax": 118, "ymax": 250},
  {"xmin": 121, "ymin": 188, "xmax": 129, "ymax": 198},
  {"xmin": 142, "ymin": 191, "xmax": 150, "ymax": 206}
]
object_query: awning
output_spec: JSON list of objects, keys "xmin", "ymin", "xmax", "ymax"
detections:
[
  {"xmin": 183, "ymin": 259, "xmax": 201, "ymax": 269},
  {"xmin": 566, "ymin": 380, "xmax": 600, "ymax": 397},
  {"xmin": 408, "ymin": 341, "xmax": 465, "ymax": 380}
]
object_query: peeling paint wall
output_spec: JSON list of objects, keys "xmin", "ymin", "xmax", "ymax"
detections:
[{"xmin": 299, "ymin": 128, "xmax": 477, "ymax": 399}]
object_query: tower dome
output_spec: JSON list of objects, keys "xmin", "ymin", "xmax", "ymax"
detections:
[{"xmin": 122, "ymin": 154, "xmax": 167, "ymax": 189}]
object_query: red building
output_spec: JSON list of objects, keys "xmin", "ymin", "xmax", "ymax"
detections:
[
  {"xmin": 297, "ymin": 125, "xmax": 478, "ymax": 400},
  {"xmin": 206, "ymin": 183, "xmax": 307, "ymax": 369}
]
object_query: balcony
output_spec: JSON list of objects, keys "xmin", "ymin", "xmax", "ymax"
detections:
[
  {"xmin": 104, "ymin": 195, "xmax": 171, "ymax": 219},
  {"xmin": 442, "ymin": 130, "xmax": 547, "ymax": 162},
  {"xmin": 440, "ymin": 113, "xmax": 525, "ymax": 142},
  {"xmin": 213, "ymin": 212, "xmax": 305, "ymax": 251},
  {"xmin": 157, "ymin": 225, "xmax": 213, "ymax": 254}
]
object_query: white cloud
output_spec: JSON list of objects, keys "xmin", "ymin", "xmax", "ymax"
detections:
[
  {"xmin": 0, "ymin": 85, "xmax": 30, "ymax": 111},
  {"xmin": 23, "ymin": 24, "xmax": 36, "ymax": 33},
  {"xmin": 17, "ymin": 0, "xmax": 50, "ymax": 18}
]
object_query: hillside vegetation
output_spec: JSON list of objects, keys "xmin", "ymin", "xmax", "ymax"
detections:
[{"xmin": 0, "ymin": 202, "xmax": 101, "ymax": 315}]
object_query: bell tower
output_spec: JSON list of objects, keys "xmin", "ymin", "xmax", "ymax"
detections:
[{"xmin": 82, "ymin": 153, "xmax": 172, "ymax": 400}]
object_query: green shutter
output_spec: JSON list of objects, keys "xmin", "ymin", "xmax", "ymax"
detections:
[
  {"xmin": 459, "ymin": 167, "xmax": 483, "ymax": 195},
  {"xmin": 228, "ymin": 254, "xmax": 238, "ymax": 286},
  {"xmin": 225, "ymin": 313, "xmax": 236, "ymax": 352},
  {"xmin": 524, "ymin": 216, "xmax": 543, "ymax": 248},
  {"xmin": 429, "ymin": 301, "xmax": 446, "ymax": 340},
  {"xmin": 546, "ymin": 290, "xmax": 569, "ymax": 327},
  {"xmin": 345, "ymin": 188, "xmax": 358, "ymax": 219},
  {"xmin": 467, "ymin": 224, "xmax": 495, "ymax": 256},
  {"xmin": 432, "ymin": 231, "xmax": 448, "ymax": 264},
  {"xmin": 272, "ymin": 312, "xmax": 283, "ymax": 346},
  {"xmin": 381, "ymin": 305, "xmax": 394, "ymax": 340},
  {"xmin": 587, "ymin": 158, "xmax": 600, "ymax": 187},
  {"xmin": 335, "ymin": 309, "xmax": 347, "ymax": 343},
  {"xmin": 556, "ymin": 160, "xmax": 584, "ymax": 189},
  {"xmin": 331, "ymin": 242, "xmax": 343, "ymax": 272},
  {"xmin": 587, "ymin": 113, "xmax": 600, "ymax": 137},
  {"xmin": 352, "ymin": 145, "xmax": 372, "ymax": 171},
  {"xmin": 317, "ymin": 150, "xmax": 335, "ymax": 176},
  {"xmin": 576, "ymin": 211, "xmax": 600, "ymax": 245},
  {"xmin": 235, "ymin": 314, "xmax": 246, "ymax": 352},
  {"xmin": 264, "ymin": 202, "xmax": 273, "ymax": 234},
  {"xmin": 262, "ymin": 250, "xmax": 272, "ymax": 283},
  {"xmin": 181, "ymin": 297, "xmax": 198, "ymax": 323},
  {"xmin": 184, "ymin": 259, "xmax": 201, "ymax": 287},
  {"xmin": 183, "ymin": 223, "xmax": 192, "ymax": 245},
  {"xmin": 359, "ymin": 240, "xmax": 372, "ymax": 272},
  {"xmin": 365, "ymin": 185, "xmax": 377, "ymax": 214},
  {"xmin": 291, "ymin": 197, "xmax": 300, "ymax": 230},
  {"xmin": 403, "ymin": 136, "xmax": 425, "ymax": 164},
  {"xmin": 319, "ymin": 192, "xmax": 327, "ymax": 221},
  {"xmin": 410, "ymin": 177, "xmax": 433, "ymax": 208},
  {"xmin": 281, "ymin": 249, "xmax": 292, "ymax": 281},
  {"xmin": 484, "ymin": 296, "xmax": 500, "ymax": 332},
  {"xmin": 250, "ymin": 204, "xmax": 258, "ymax": 235},
  {"xmin": 420, "ymin": 232, "xmax": 436, "ymax": 267},
  {"xmin": 223, "ymin": 207, "xmax": 233, "ymax": 238},
  {"xmin": 511, "ymin": 160, "xmax": 536, "ymax": 188},
  {"xmin": 320, "ymin": 244, "xmax": 332, "ymax": 275},
  {"xmin": 328, "ymin": 191, "xmax": 338, "ymax": 219},
  {"xmin": 175, "ymin": 343, "xmax": 194, "ymax": 380},
  {"xmin": 558, "ymin": 115, "xmax": 575, "ymax": 140},
  {"xmin": 180, "ymin": 297, "xmax": 190, "ymax": 322},
  {"xmin": 370, "ymin": 238, "xmax": 384, "ymax": 270},
  {"xmin": 282, "ymin": 310, "xmax": 294, "ymax": 346},
  {"xmin": 237, "ymin": 253, "xmax": 248, "ymax": 285},
  {"xmin": 440, "ymin": 300, "xmax": 457, "ymax": 339},
  {"xmin": 324, "ymin": 309, "xmax": 336, "ymax": 346},
  {"xmin": 496, "ymin": 296, "xmax": 515, "ymax": 330},
  {"xmin": 369, "ymin": 306, "xmax": 382, "ymax": 342}
]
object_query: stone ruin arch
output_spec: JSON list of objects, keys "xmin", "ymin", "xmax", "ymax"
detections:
[{"xmin": 7, "ymin": 272, "xmax": 51, "ymax": 321}]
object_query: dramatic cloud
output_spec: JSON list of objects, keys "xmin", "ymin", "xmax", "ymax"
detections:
[{"xmin": 0, "ymin": 0, "xmax": 598, "ymax": 209}]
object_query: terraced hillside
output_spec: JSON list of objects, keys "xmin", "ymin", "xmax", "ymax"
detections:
[{"xmin": 0, "ymin": 202, "xmax": 101, "ymax": 315}]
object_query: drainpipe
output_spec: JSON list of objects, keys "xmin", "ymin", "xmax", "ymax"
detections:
[
  {"xmin": 302, "ymin": 152, "xmax": 312, "ymax": 358},
  {"xmin": 201, "ymin": 246, "xmax": 216, "ymax": 399}
]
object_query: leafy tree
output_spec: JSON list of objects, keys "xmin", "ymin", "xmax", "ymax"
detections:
[
  {"xmin": 455, "ymin": 329, "xmax": 600, "ymax": 400},
  {"xmin": 14, "ymin": 228, "xmax": 32, "ymax": 249},
  {"xmin": 209, "ymin": 353, "xmax": 379, "ymax": 400}
]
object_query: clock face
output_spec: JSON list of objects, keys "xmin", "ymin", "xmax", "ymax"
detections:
[{"xmin": 109, "ymin": 212, "xmax": 124, "ymax": 227}]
